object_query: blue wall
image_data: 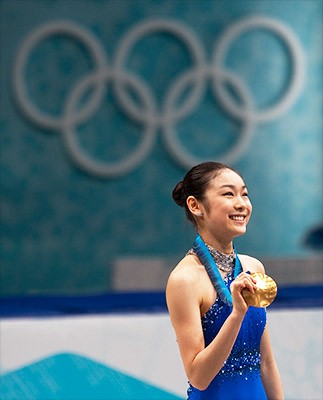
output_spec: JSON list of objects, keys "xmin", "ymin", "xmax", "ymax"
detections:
[{"xmin": 1, "ymin": 0, "xmax": 322, "ymax": 295}]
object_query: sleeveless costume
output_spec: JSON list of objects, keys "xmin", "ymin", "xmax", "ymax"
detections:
[{"xmin": 187, "ymin": 235, "xmax": 267, "ymax": 400}]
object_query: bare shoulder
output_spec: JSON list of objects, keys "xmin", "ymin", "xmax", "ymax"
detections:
[
  {"xmin": 238, "ymin": 254, "xmax": 265, "ymax": 274},
  {"xmin": 166, "ymin": 254, "xmax": 202, "ymax": 308},
  {"xmin": 166, "ymin": 254, "xmax": 200, "ymax": 292}
]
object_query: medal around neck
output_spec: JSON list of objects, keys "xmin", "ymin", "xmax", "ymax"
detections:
[{"xmin": 242, "ymin": 272, "xmax": 277, "ymax": 308}]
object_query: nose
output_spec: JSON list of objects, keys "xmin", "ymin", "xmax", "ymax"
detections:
[{"xmin": 234, "ymin": 196, "xmax": 246, "ymax": 210}]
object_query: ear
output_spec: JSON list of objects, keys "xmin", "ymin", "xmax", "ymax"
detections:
[{"xmin": 187, "ymin": 196, "xmax": 203, "ymax": 218}]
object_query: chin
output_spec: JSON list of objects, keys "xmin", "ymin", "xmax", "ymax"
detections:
[{"xmin": 233, "ymin": 227, "xmax": 247, "ymax": 237}]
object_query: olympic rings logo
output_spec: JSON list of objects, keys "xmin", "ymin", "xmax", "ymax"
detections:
[{"xmin": 13, "ymin": 16, "xmax": 305, "ymax": 177}]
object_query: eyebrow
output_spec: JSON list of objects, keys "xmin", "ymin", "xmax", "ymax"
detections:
[{"xmin": 220, "ymin": 184, "xmax": 247, "ymax": 190}]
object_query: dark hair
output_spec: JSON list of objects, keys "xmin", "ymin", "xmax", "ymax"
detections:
[{"xmin": 172, "ymin": 161, "xmax": 238, "ymax": 224}]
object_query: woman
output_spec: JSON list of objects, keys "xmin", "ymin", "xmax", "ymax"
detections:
[{"xmin": 166, "ymin": 162, "xmax": 283, "ymax": 400}]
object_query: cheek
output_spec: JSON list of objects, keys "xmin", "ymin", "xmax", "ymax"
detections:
[
  {"xmin": 247, "ymin": 202, "xmax": 252, "ymax": 216},
  {"xmin": 245, "ymin": 211, "xmax": 252, "ymax": 226}
]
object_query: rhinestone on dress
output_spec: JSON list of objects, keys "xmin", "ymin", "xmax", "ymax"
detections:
[{"xmin": 205, "ymin": 244, "xmax": 235, "ymax": 273}]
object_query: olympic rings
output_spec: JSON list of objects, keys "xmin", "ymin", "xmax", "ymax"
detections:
[
  {"xmin": 213, "ymin": 16, "xmax": 305, "ymax": 123},
  {"xmin": 13, "ymin": 21, "xmax": 108, "ymax": 131},
  {"xmin": 163, "ymin": 65, "xmax": 254, "ymax": 167},
  {"xmin": 12, "ymin": 17, "xmax": 305, "ymax": 177},
  {"xmin": 114, "ymin": 19, "xmax": 206, "ymax": 125},
  {"xmin": 62, "ymin": 69, "xmax": 156, "ymax": 178}
]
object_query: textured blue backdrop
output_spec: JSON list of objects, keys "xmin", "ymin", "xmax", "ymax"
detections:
[{"xmin": 0, "ymin": 0, "xmax": 322, "ymax": 295}]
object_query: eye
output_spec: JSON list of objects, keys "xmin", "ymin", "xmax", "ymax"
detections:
[{"xmin": 223, "ymin": 191, "xmax": 234, "ymax": 196}]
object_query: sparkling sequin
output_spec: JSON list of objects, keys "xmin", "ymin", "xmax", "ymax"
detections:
[
  {"xmin": 187, "ymin": 271, "xmax": 267, "ymax": 398},
  {"xmin": 205, "ymin": 244, "xmax": 236, "ymax": 272}
]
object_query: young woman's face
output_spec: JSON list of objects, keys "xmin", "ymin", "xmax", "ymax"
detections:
[{"xmin": 203, "ymin": 169, "xmax": 252, "ymax": 239}]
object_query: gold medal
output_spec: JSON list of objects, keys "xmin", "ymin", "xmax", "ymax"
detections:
[{"xmin": 242, "ymin": 272, "xmax": 277, "ymax": 308}]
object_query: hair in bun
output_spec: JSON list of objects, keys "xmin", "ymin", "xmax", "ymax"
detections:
[
  {"xmin": 172, "ymin": 181, "xmax": 187, "ymax": 207},
  {"xmin": 172, "ymin": 161, "xmax": 238, "ymax": 225}
]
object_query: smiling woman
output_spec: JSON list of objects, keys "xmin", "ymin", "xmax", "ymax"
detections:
[{"xmin": 166, "ymin": 161, "xmax": 284, "ymax": 400}]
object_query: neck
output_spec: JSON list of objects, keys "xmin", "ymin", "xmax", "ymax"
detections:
[{"xmin": 198, "ymin": 231, "xmax": 233, "ymax": 254}]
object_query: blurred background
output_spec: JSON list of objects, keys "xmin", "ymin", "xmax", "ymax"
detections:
[{"xmin": 0, "ymin": 0, "xmax": 322, "ymax": 399}]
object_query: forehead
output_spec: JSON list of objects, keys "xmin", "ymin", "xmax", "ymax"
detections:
[{"xmin": 209, "ymin": 169, "xmax": 246, "ymax": 189}]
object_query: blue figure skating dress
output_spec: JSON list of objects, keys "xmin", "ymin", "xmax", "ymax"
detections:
[{"xmin": 187, "ymin": 270, "xmax": 267, "ymax": 400}]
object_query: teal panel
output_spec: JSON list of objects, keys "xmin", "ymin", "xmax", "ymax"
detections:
[{"xmin": 0, "ymin": 353, "xmax": 184, "ymax": 400}]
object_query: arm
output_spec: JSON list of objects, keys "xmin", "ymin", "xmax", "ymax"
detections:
[
  {"xmin": 166, "ymin": 262, "xmax": 256, "ymax": 390},
  {"xmin": 243, "ymin": 256, "xmax": 284, "ymax": 398},
  {"xmin": 260, "ymin": 323, "xmax": 284, "ymax": 399}
]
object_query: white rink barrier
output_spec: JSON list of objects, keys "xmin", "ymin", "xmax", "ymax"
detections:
[{"xmin": 0, "ymin": 308, "xmax": 322, "ymax": 400}]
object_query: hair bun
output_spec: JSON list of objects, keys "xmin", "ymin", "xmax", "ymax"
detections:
[{"xmin": 172, "ymin": 181, "xmax": 186, "ymax": 207}]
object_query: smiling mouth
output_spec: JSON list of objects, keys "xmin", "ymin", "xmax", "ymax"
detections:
[{"xmin": 229, "ymin": 215, "xmax": 246, "ymax": 221}]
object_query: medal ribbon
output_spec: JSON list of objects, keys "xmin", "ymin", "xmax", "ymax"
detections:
[{"xmin": 192, "ymin": 234, "xmax": 242, "ymax": 306}]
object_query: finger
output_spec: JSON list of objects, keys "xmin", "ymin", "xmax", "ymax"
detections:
[
  {"xmin": 236, "ymin": 272, "xmax": 256, "ymax": 284},
  {"xmin": 238, "ymin": 272, "xmax": 257, "ymax": 284},
  {"xmin": 235, "ymin": 276, "xmax": 257, "ymax": 293}
]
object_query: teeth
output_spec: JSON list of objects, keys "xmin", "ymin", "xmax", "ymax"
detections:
[{"xmin": 230, "ymin": 215, "xmax": 244, "ymax": 221}]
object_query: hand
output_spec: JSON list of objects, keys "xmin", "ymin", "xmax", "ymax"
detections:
[{"xmin": 231, "ymin": 272, "xmax": 257, "ymax": 315}]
